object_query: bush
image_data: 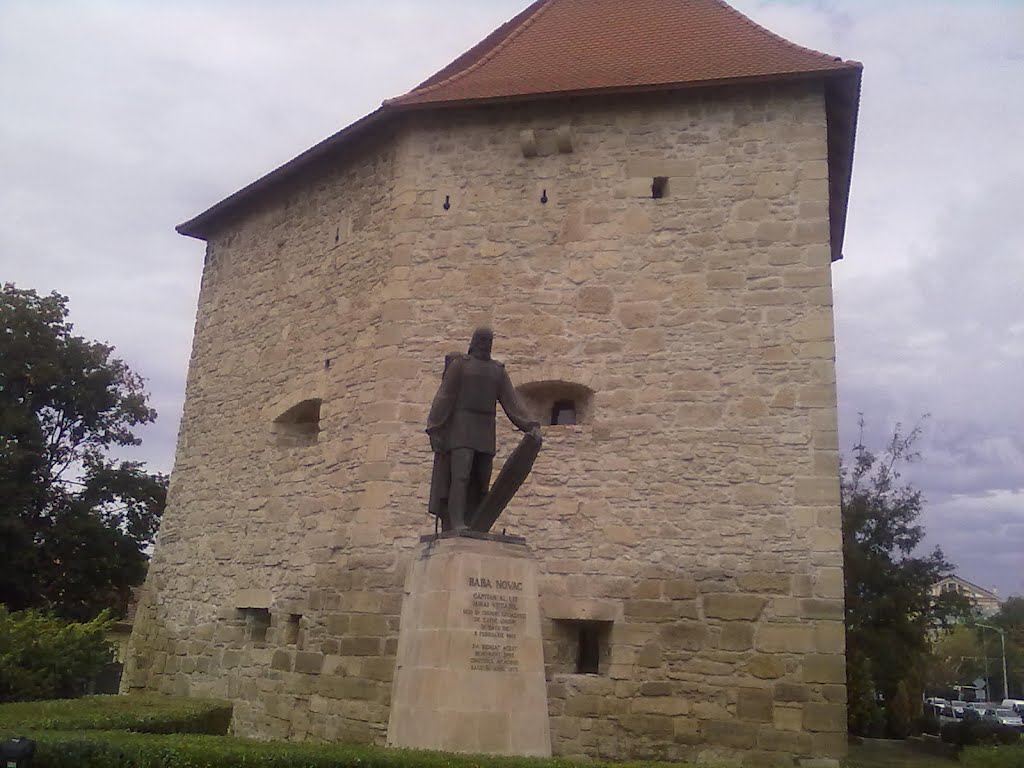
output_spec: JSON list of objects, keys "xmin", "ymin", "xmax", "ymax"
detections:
[
  {"xmin": 917, "ymin": 712, "xmax": 941, "ymax": 735},
  {"xmin": 0, "ymin": 608, "xmax": 114, "ymax": 702},
  {"xmin": 885, "ymin": 680, "xmax": 914, "ymax": 738},
  {"xmin": 0, "ymin": 731, "xmax": 648, "ymax": 768},
  {"xmin": 940, "ymin": 719, "xmax": 1022, "ymax": 748},
  {"xmin": 0, "ymin": 695, "xmax": 232, "ymax": 734},
  {"xmin": 961, "ymin": 745, "xmax": 1024, "ymax": 768}
]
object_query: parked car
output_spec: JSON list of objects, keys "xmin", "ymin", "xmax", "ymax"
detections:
[
  {"xmin": 951, "ymin": 701, "xmax": 968, "ymax": 718},
  {"xmin": 1002, "ymin": 698, "xmax": 1024, "ymax": 715},
  {"xmin": 983, "ymin": 708, "xmax": 1024, "ymax": 728},
  {"xmin": 941, "ymin": 705, "xmax": 956, "ymax": 718}
]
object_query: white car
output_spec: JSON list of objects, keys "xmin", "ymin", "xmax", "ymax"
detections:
[
  {"xmin": 984, "ymin": 708, "xmax": 1024, "ymax": 728},
  {"xmin": 1002, "ymin": 698, "xmax": 1024, "ymax": 714}
]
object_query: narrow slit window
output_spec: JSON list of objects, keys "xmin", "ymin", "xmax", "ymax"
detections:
[
  {"xmin": 551, "ymin": 400, "xmax": 577, "ymax": 426},
  {"xmin": 284, "ymin": 614, "xmax": 301, "ymax": 646},
  {"xmin": 652, "ymin": 176, "xmax": 669, "ymax": 199},
  {"xmin": 577, "ymin": 625, "xmax": 601, "ymax": 674}
]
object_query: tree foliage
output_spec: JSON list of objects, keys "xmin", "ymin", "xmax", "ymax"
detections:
[
  {"xmin": 0, "ymin": 607, "xmax": 114, "ymax": 702},
  {"xmin": 0, "ymin": 284, "xmax": 167, "ymax": 620},
  {"xmin": 985, "ymin": 597, "xmax": 1024, "ymax": 699},
  {"xmin": 842, "ymin": 417, "xmax": 971, "ymax": 736}
]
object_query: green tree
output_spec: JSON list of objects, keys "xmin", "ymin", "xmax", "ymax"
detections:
[
  {"xmin": 842, "ymin": 418, "xmax": 971, "ymax": 736},
  {"xmin": 0, "ymin": 284, "xmax": 167, "ymax": 621},
  {"xmin": 986, "ymin": 597, "xmax": 1024, "ymax": 698},
  {"xmin": 0, "ymin": 607, "xmax": 114, "ymax": 701},
  {"xmin": 926, "ymin": 625, "xmax": 987, "ymax": 694}
]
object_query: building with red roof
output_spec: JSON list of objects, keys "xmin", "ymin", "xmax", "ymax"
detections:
[{"xmin": 131, "ymin": 1, "xmax": 861, "ymax": 763}]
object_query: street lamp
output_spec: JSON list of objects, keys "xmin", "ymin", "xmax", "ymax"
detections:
[{"xmin": 976, "ymin": 622, "xmax": 1009, "ymax": 702}]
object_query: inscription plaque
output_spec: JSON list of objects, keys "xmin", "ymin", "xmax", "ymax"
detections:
[
  {"xmin": 387, "ymin": 535, "xmax": 551, "ymax": 756},
  {"xmin": 465, "ymin": 582, "xmax": 527, "ymax": 672}
]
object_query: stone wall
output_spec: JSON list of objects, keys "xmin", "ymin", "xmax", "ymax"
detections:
[{"xmin": 126, "ymin": 81, "xmax": 846, "ymax": 764}]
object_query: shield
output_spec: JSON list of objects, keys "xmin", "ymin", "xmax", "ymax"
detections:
[{"xmin": 468, "ymin": 430, "xmax": 542, "ymax": 533}]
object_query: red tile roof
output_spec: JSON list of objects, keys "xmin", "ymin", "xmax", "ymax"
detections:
[
  {"xmin": 178, "ymin": 0, "xmax": 861, "ymax": 261},
  {"xmin": 390, "ymin": 0, "xmax": 859, "ymax": 106}
]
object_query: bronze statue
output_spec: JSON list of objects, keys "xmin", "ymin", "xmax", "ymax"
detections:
[{"xmin": 426, "ymin": 328, "xmax": 541, "ymax": 533}]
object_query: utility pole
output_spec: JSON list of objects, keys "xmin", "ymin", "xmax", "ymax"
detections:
[{"xmin": 977, "ymin": 623, "xmax": 1009, "ymax": 702}]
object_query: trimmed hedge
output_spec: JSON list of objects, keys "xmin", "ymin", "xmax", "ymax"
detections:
[
  {"xmin": 940, "ymin": 719, "xmax": 1022, "ymax": 748},
  {"xmin": 0, "ymin": 731, "xmax": 684, "ymax": 768},
  {"xmin": 961, "ymin": 746, "xmax": 1024, "ymax": 768},
  {"xmin": 0, "ymin": 695, "xmax": 232, "ymax": 734}
]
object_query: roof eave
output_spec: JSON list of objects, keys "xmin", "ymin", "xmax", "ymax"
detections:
[
  {"xmin": 824, "ymin": 65, "xmax": 863, "ymax": 262},
  {"xmin": 177, "ymin": 65, "xmax": 861, "ymax": 244},
  {"xmin": 175, "ymin": 107, "xmax": 390, "ymax": 241}
]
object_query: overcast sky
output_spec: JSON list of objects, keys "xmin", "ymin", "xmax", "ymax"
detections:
[{"xmin": 2, "ymin": 1, "xmax": 1021, "ymax": 599}]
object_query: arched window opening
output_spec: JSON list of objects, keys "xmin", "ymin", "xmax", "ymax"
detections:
[
  {"xmin": 272, "ymin": 398, "xmax": 322, "ymax": 447},
  {"xmin": 517, "ymin": 381, "xmax": 593, "ymax": 427}
]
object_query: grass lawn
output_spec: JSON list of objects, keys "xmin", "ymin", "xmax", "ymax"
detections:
[{"xmin": 846, "ymin": 740, "xmax": 956, "ymax": 767}]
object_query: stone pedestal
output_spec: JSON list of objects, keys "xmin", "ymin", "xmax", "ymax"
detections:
[{"xmin": 386, "ymin": 533, "xmax": 551, "ymax": 756}]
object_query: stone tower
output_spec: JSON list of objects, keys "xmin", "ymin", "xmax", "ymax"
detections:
[{"xmin": 125, "ymin": 0, "xmax": 861, "ymax": 763}]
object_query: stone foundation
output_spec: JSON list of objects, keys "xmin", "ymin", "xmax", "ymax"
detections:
[{"xmin": 387, "ymin": 534, "xmax": 550, "ymax": 756}]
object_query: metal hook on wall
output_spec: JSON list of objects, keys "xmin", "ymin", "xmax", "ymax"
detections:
[
  {"xmin": 443, "ymin": 195, "xmax": 451, "ymax": 211},
  {"xmin": 540, "ymin": 189, "xmax": 548, "ymax": 204}
]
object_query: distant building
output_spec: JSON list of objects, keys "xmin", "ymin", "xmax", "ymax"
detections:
[{"xmin": 933, "ymin": 575, "xmax": 1001, "ymax": 617}]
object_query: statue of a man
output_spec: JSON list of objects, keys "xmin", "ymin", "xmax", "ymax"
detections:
[{"xmin": 426, "ymin": 328, "xmax": 540, "ymax": 532}]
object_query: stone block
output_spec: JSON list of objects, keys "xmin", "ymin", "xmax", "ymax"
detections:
[
  {"xmin": 773, "ymin": 682, "xmax": 810, "ymax": 702},
  {"xmin": 631, "ymin": 696, "xmax": 689, "ymax": 716},
  {"xmin": 703, "ymin": 594, "xmax": 767, "ymax": 621},
  {"xmin": 617, "ymin": 302, "xmax": 659, "ymax": 329},
  {"xmin": 625, "ymin": 600, "xmax": 685, "ymax": 620},
  {"xmin": 737, "ymin": 687, "xmax": 774, "ymax": 722},
  {"xmin": 814, "ymin": 621, "xmax": 845, "ymax": 653},
  {"xmin": 541, "ymin": 597, "xmax": 618, "ymax": 622},
  {"xmin": 756, "ymin": 624, "xmax": 815, "ymax": 653},
  {"xmin": 658, "ymin": 621, "xmax": 708, "ymax": 650},
  {"xmin": 810, "ymin": 731, "xmax": 847, "ymax": 758},
  {"xmin": 793, "ymin": 477, "xmax": 839, "ymax": 504},
  {"xmin": 631, "ymin": 579, "xmax": 662, "ymax": 599},
  {"xmin": 719, "ymin": 623, "xmax": 755, "ymax": 651},
  {"xmin": 636, "ymin": 642, "xmax": 662, "ymax": 668},
  {"xmin": 800, "ymin": 599, "xmax": 843, "ymax": 620},
  {"xmin": 773, "ymin": 705, "xmax": 803, "ymax": 731},
  {"xmin": 577, "ymin": 286, "xmax": 614, "ymax": 314},
  {"xmin": 673, "ymin": 716, "xmax": 702, "ymax": 744},
  {"xmin": 664, "ymin": 579, "xmax": 698, "ymax": 599},
  {"xmin": 802, "ymin": 702, "xmax": 846, "ymax": 732},
  {"xmin": 702, "ymin": 719, "xmax": 758, "ymax": 749},
  {"xmin": 271, "ymin": 650, "xmax": 293, "ymax": 672},
  {"xmin": 802, "ymin": 654, "xmax": 845, "ymax": 684},
  {"xmin": 349, "ymin": 614, "xmax": 390, "ymax": 636},
  {"xmin": 757, "ymin": 726, "xmax": 812, "ymax": 754},
  {"xmin": 340, "ymin": 637, "xmax": 382, "ymax": 656},
  {"xmin": 810, "ymin": 528, "xmax": 841, "ymax": 552},
  {"xmin": 294, "ymin": 652, "xmax": 324, "ymax": 675},
  {"xmin": 736, "ymin": 573, "xmax": 791, "ymax": 594},
  {"xmin": 621, "ymin": 714, "xmax": 675, "ymax": 736},
  {"xmin": 640, "ymin": 681, "xmax": 673, "ymax": 696},
  {"xmin": 235, "ymin": 589, "xmax": 272, "ymax": 609}
]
